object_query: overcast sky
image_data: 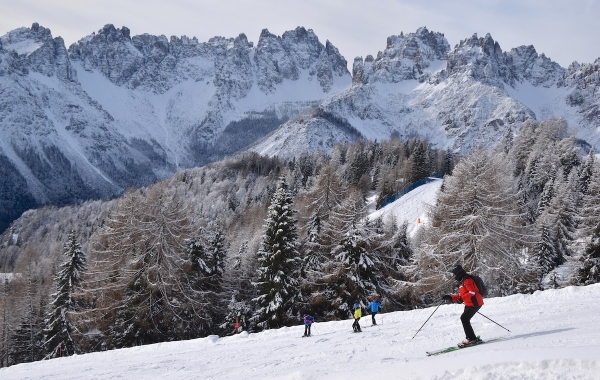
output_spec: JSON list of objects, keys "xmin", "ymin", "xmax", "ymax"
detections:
[{"xmin": 1, "ymin": 0, "xmax": 598, "ymax": 68}]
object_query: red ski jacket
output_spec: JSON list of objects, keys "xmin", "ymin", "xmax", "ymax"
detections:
[{"xmin": 451, "ymin": 277, "xmax": 484, "ymax": 307}]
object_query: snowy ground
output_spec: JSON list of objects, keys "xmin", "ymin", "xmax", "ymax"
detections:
[{"xmin": 2, "ymin": 284, "xmax": 599, "ymax": 379}]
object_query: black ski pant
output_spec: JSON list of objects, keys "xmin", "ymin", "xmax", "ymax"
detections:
[
  {"xmin": 371, "ymin": 312, "xmax": 377, "ymax": 325},
  {"xmin": 352, "ymin": 318, "xmax": 361, "ymax": 332},
  {"xmin": 304, "ymin": 324, "xmax": 311, "ymax": 336},
  {"xmin": 460, "ymin": 305, "xmax": 481, "ymax": 341}
]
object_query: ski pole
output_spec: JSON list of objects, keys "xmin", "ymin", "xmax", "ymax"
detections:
[
  {"xmin": 412, "ymin": 300, "xmax": 444, "ymax": 339},
  {"xmin": 477, "ymin": 311, "xmax": 511, "ymax": 333}
]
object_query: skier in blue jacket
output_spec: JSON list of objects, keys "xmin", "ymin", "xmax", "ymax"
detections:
[
  {"xmin": 366, "ymin": 296, "xmax": 382, "ymax": 325},
  {"xmin": 303, "ymin": 314, "xmax": 314, "ymax": 337}
]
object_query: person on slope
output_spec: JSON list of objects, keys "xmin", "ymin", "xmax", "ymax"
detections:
[
  {"xmin": 352, "ymin": 303, "xmax": 362, "ymax": 332},
  {"xmin": 442, "ymin": 265, "xmax": 484, "ymax": 346},
  {"xmin": 366, "ymin": 296, "xmax": 382, "ymax": 326},
  {"xmin": 303, "ymin": 314, "xmax": 314, "ymax": 337}
]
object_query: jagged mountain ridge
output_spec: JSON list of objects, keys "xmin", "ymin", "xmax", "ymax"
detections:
[
  {"xmin": 0, "ymin": 23, "xmax": 351, "ymax": 232},
  {"xmin": 251, "ymin": 28, "xmax": 600, "ymax": 158}
]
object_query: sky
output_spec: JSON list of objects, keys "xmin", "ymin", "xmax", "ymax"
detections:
[{"xmin": 0, "ymin": 0, "xmax": 599, "ymax": 69}]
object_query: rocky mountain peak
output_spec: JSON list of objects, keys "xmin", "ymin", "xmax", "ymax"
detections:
[
  {"xmin": 254, "ymin": 26, "xmax": 349, "ymax": 93},
  {"xmin": 0, "ymin": 22, "xmax": 76, "ymax": 82},
  {"xmin": 353, "ymin": 27, "xmax": 450, "ymax": 85}
]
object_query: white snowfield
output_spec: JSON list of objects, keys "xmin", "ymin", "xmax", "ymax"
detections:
[{"xmin": 2, "ymin": 284, "xmax": 599, "ymax": 380}]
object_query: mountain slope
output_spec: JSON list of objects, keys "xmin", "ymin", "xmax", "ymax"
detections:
[
  {"xmin": 2, "ymin": 284, "xmax": 599, "ymax": 379},
  {"xmin": 0, "ymin": 23, "xmax": 351, "ymax": 232},
  {"xmin": 252, "ymin": 29, "xmax": 600, "ymax": 159}
]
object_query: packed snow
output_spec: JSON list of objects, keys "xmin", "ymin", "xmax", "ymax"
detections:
[{"xmin": 2, "ymin": 284, "xmax": 598, "ymax": 379}]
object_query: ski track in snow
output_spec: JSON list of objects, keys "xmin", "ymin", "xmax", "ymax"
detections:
[{"xmin": 2, "ymin": 285, "xmax": 599, "ymax": 379}]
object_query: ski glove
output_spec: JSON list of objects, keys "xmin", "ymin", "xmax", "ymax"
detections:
[{"xmin": 442, "ymin": 295, "xmax": 452, "ymax": 302}]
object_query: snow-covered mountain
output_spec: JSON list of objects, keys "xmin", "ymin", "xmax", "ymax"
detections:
[
  {"xmin": 0, "ymin": 23, "xmax": 351, "ymax": 231},
  {"xmin": 252, "ymin": 27, "xmax": 600, "ymax": 158},
  {"xmin": 2, "ymin": 283, "xmax": 599, "ymax": 379},
  {"xmin": 1, "ymin": 23, "xmax": 599, "ymax": 232}
]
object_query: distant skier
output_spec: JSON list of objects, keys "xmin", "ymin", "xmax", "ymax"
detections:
[
  {"xmin": 442, "ymin": 265, "xmax": 485, "ymax": 346},
  {"xmin": 366, "ymin": 296, "xmax": 382, "ymax": 325},
  {"xmin": 303, "ymin": 314, "xmax": 314, "ymax": 337},
  {"xmin": 352, "ymin": 303, "xmax": 362, "ymax": 332}
]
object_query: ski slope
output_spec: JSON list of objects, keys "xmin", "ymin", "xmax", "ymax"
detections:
[
  {"xmin": 2, "ymin": 284, "xmax": 599, "ymax": 379},
  {"xmin": 368, "ymin": 177, "xmax": 443, "ymax": 237}
]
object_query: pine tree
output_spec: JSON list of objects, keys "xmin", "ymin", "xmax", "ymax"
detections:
[
  {"xmin": 542, "ymin": 174, "xmax": 577, "ymax": 261},
  {"xmin": 253, "ymin": 179, "xmax": 301, "ymax": 330},
  {"xmin": 531, "ymin": 223, "xmax": 559, "ymax": 280},
  {"xmin": 578, "ymin": 162, "xmax": 600, "ymax": 239},
  {"xmin": 333, "ymin": 222, "xmax": 379, "ymax": 313},
  {"xmin": 43, "ymin": 231, "xmax": 87, "ymax": 358},
  {"xmin": 207, "ymin": 227, "xmax": 227, "ymax": 291},
  {"xmin": 579, "ymin": 223, "xmax": 600, "ymax": 285},
  {"xmin": 409, "ymin": 140, "xmax": 430, "ymax": 183},
  {"xmin": 220, "ymin": 292, "xmax": 252, "ymax": 335},
  {"xmin": 577, "ymin": 148, "xmax": 595, "ymax": 196},
  {"xmin": 9, "ymin": 275, "xmax": 44, "ymax": 364}
]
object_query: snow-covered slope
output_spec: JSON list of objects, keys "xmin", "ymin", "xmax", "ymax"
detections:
[
  {"xmin": 368, "ymin": 177, "xmax": 443, "ymax": 237},
  {"xmin": 2, "ymin": 284, "xmax": 599, "ymax": 379}
]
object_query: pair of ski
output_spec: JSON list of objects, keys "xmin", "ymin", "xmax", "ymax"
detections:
[{"xmin": 426, "ymin": 336, "xmax": 505, "ymax": 356}]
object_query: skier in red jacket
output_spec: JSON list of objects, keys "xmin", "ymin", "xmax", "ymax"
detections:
[{"xmin": 442, "ymin": 265, "xmax": 484, "ymax": 346}]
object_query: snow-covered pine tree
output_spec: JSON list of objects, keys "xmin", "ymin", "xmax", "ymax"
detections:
[
  {"xmin": 220, "ymin": 291, "xmax": 252, "ymax": 335},
  {"xmin": 579, "ymin": 223, "xmax": 600, "ymax": 285},
  {"xmin": 541, "ymin": 172, "xmax": 577, "ymax": 261},
  {"xmin": 301, "ymin": 211, "xmax": 323, "ymax": 276},
  {"xmin": 253, "ymin": 178, "xmax": 301, "ymax": 330},
  {"xmin": 408, "ymin": 140, "xmax": 431, "ymax": 183},
  {"xmin": 332, "ymin": 221, "xmax": 378, "ymax": 315},
  {"xmin": 577, "ymin": 158, "xmax": 600, "ymax": 239},
  {"xmin": 531, "ymin": 222, "xmax": 559, "ymax": 280},
  {"xmin": 207, "ymin": 227, "xmax": 227, "ymax": 291},
  {"xmin": 577, "ymin": 148, "xmax": 595, "ymax": 196},
  {"xmin": 319, "ymin": 191, "xmax": 383, "ymax": 318},
  {"xmin": 537, "ymin": 167, "xmax": 557, "ymax": 216},
  {"xmin": 43, "ymin": 230, "xmax": 87, "ymax": 358},
  {"xmin": 9, "ymin": 275, "xmax": 44, "ymax": 364}
]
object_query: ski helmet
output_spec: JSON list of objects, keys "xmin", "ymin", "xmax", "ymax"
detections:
[
  {"xmin": 451, "ymin": 265, "xmax": 467, "ymax": 280},
  {"xmin": 353, "ymin": 303, "xmax": 360, "ymax": 308}
]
